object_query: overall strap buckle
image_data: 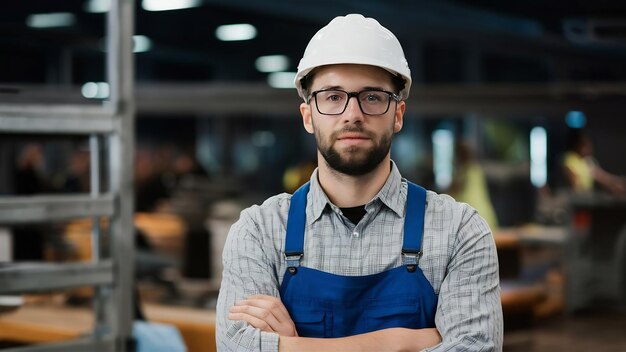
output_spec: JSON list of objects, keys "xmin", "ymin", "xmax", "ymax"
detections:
[
  {"xmin": 402, "ymin": 250, "xmax": 422, "ymax": 273},
  {"xmin": 284, "ymin": 252, "xmax": 303, "ymax": 275}
]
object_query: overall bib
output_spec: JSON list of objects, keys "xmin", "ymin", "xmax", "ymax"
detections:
[{"xmin": 279, "ymin": 182, "xmax": 438, "ymax": 338}]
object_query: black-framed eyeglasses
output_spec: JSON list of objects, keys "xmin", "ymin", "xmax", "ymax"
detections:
[{"xmin": 308, "ymin": 89, "xmax": 400, "ymax": 116}]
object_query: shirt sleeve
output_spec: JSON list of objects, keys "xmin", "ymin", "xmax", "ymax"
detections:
[
  {"xmin": 424, "ymin": 206, "xmax": 503, "ymax": 352},
  {"xmin": 215, "ymin": 207, "xmax": 281, "ymax": 352}
]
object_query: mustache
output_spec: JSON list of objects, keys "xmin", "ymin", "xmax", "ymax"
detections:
[
  {"xmin": 341, "ymin": 125, "xmax": 364, "ymax": 133},
  {"xmin": 331, "ymin": 125, "xmax": 374, "ymax": 139}
]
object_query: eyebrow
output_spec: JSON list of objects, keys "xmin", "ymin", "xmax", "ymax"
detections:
[
  {"xmin": 316, "ymin": 85, "xmax": 389, "ymax": 91},
  {"xmin": 318, "ymin": 85, "xmax": 342, "ymax": 91}
]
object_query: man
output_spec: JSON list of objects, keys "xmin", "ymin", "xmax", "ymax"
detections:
[
  {"xmin": 563, "ymin": 129, "xmax": 626, "ymax": 195},
  {"xmin": 217, "ymin": 14, "xmax": 503, "ymax": 351}
]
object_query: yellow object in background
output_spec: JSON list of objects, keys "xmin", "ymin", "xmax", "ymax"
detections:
[
  {"xmin": 283, "ymin": 161, "xmax": 317, "ymax": 193},
  {"xmin": 449, "ymin": 141, "xmax": 499, "ymax": 232},
  {"xmin": 453, "ymin": 163, "xmax": 499, "ymax": 231},
  {"xmin": 563, "ymin": 151, "xmax": 594, "ymax": 192}
]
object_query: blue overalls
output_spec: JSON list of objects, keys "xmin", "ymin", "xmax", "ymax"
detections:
[{"xmin": 279, "ymin": 182, "xmax": 438, "ymax": 338}]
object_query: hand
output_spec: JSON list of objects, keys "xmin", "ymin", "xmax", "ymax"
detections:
[
  {"xmin": 611, "ymin": 177, "xmax": 626, "ymax": 195},
  {"xmin": 228, "ymin": 294, "xmax": 298, "ymax": 337}
]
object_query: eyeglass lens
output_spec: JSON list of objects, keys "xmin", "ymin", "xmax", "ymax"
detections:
[{"xmin": 315, "ymin": 90, "xmax": 392, "ymax": 115}]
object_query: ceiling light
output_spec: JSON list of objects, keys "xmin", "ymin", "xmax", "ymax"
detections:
[
  {"xmin": 81, "ymin": 82, "xmax": 110, "ymax": 99},
  {"xmin": 142, "ymin": 0, "xmax": 201, "ymax": 12},
  {"xmin": 133, "ymin": 35, "xmax": 153, "ymax": 53},
  {"xmin": 432, "ymin": 129, "xmax": 454, "ymax": 190},
  {"xmin": 84, "ymin": 0, "xmax": 110, "ymax": 13},
  {"xmin": 255, "ymin": 55, "xmax": 290, "ymax": 73},
  {"xmin": 97, "ymin": 35, "xmax": 153, "ymax": 53},
  {"xmin": 267, "ymin": 72, "xmax": 296, "ymax": 89},
  {"xmin": 215, "ymin": 24, "xmax": 257, "ymax": 41},
  {"xmin": 26, "ymin": 13, "xmax": 76, "ymax": 28},
  {"xmin": 530, "ymin": 127, "xmax": 547, "ymax": 188},
  {"xmin": 565, "ymin": 111, "xmax": 587, "ymax": 129}
]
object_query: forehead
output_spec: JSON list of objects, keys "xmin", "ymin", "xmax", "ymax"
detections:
[{"xmin": 310, "ymin": 64, "xmax": 394, "ymax": 90}]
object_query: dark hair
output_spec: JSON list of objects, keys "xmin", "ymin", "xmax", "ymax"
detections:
[
  {"xmin": 299, "ymin": 71, "xmax": 315, "ymax": 101},
  {"xmin": 391, "ymin": 74, "xmax": 406, "ymax": 96},
  {"xmin": 300, "ymin": 67, "xmax": 406, "ymax": 101},
  {"xmin": 566, "ymin": 129, "xmax": 589, "ymax": 153}
]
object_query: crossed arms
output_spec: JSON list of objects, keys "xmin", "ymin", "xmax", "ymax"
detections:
[{"xmin": 229, "ymin": 294, "xmax": 441, "ymax": 352}]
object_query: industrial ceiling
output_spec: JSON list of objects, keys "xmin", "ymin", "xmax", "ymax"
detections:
[{"xmin": 2, "ymin": 0, "xmax": 626, "ymax": 114}]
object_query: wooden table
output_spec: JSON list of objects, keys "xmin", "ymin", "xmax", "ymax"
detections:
[{"xmin": 0, "ymin": 303, "xmax": 216, "ymax": 352}]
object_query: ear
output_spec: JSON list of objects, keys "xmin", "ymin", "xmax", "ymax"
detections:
[
  {"xmin": 300, "ymin": 102, "xmax": 314, "ymax": 134},
  {"xmin": 393, "ymin": 101, "xmax": 405, "ymax": 133}
]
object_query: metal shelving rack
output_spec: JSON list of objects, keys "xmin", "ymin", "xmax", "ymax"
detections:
[{"xmin": 0, "ymin": 1, "xmax": 135, "ymax": 351}]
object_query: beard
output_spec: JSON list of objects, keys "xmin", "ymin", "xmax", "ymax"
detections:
[{"xmin": 315, "ymin": 124, "xmax": 393, "ymax": 176}]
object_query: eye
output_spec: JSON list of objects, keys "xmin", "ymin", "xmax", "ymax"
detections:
[
  {"xmin": 318, "ymin": 91, "xmax": 345, "ymax": 102},
  {"xmin": 361, "ymin": 91, "xmax": 385, "ymax": 103},
  {"xmin": 327, "ymin": 94, "xmax": 343, "ymax": 102}
]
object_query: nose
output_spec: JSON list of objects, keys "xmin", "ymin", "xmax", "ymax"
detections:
[{"xmin": 342, "ymin": 95, "xmax": 364, "ymax": 123}]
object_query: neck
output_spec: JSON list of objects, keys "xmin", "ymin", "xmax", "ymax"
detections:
[{"xmin": 317, "ymin": 154, "xmax": 392, "ymax": 207}]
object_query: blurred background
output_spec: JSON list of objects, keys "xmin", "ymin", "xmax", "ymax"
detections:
[{"xmin": 1, "ymin": 1, "xmax": 626, "ymax": 351}]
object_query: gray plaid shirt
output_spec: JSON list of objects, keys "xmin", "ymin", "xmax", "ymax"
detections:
[{"xmin": 216, "ymin": 161, "xmax": 503, "ymax": 351}]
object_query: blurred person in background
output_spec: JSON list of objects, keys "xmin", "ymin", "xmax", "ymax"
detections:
[
  {"xmin": 447, "ymin": 140, "xmax": 499, "ymax": 231},
  {"xmin": 134, "ymin": 147, "xmax": 171, "ymax": 213},
  {"xmin": 563, "ymin": 129, "xmax": 626, "ymax": 196},
  {"xmin": 12, "ymin": 143, "xmax": 48, "ymax": 260},
  {"xmin": 217, "ymin": 14, "xmax": 502, "ymax": 352},
  {"xmin": 14, "ymin": 143, "xmax": 48, "ymax": 195},
  {"xmin": 61, "ymin": 149, "xmax": 90, "ymax": 193}
]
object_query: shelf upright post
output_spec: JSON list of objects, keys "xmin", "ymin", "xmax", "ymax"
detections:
[{"xmin": 106, "ymin": 0, "xmax": 136, "ymax": 350}]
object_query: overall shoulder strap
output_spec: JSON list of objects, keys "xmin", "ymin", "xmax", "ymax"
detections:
[
  {"xmin": 403, "ymin": 181, "xmax": 427, "ymax": 270},
  {"xmin": 284, "ymin": 182, "xmax": 310, "ymax": 266}
]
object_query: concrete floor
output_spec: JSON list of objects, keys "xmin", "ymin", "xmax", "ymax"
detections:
[{"xmin": 504, "ymin": 311, "xmax": 626, "ymax": 352}]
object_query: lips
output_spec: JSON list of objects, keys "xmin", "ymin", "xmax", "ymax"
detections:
[{"xmin": 336, "ymin": 133, "xmax": 369, "ymax": 141}]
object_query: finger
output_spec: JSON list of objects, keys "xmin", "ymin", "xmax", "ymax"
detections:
[
  {"xmin": 230, "ymin": 304, "xmax": 283, "ymax": 331},
  {"xmin": 238, "ymin": 300, "xmax": 292, "ymax": 327},
  {"xmin": 237, "ymin": 296, "xmax": 290, "ymax": 322},
  {"xmin": 242, "ymin": 295, "xmax": 292, "ymax": 322},
  {"xmin": 228, "ymin": 312, "xmax": 276, "ymax": 333},
  {"xmin": 232, "ymin": 297, "xmax": 298, "ymax": 336}
]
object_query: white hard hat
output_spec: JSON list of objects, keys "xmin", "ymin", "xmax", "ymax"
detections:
[{"xmin": 294, "ymin": 14, "xmax": 411, "ymax": 101}]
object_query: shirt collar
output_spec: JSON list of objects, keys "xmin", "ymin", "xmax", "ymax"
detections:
[
  {"xmin": 305, "ymin": 160, "xmax": 405, "ymax": 225},
  {"xmin": 307, "ymin": 169, "xmax": 332, "ymax": 224},
  {"xmin": 373, "ymin": 160, "xmax": 405, "ymax": 217}
]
